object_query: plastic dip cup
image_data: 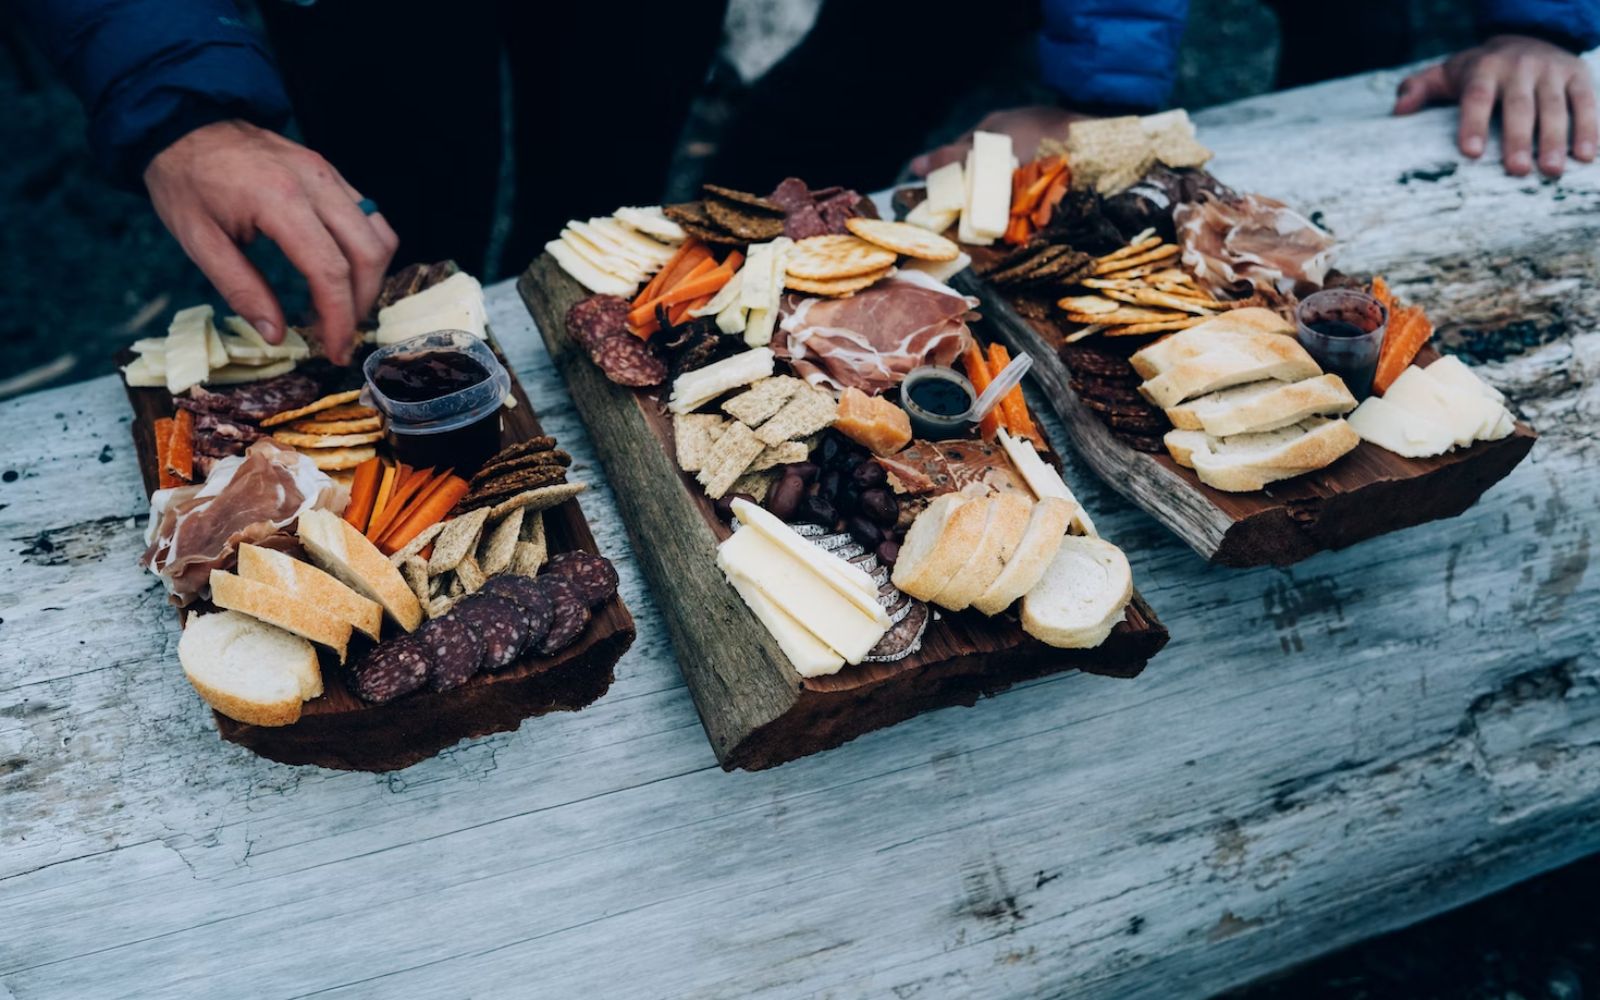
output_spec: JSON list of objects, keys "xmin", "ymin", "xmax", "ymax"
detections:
[
  {"xmin": 361, "ymin": 330, "xmax": 511, "ymax": 473},
  {"xmin": 1295, "ymin": 288, "xmax": 1388, "ymax": 399},
  {"xmin": 900, "ymin": 365, "xmax": 977, "ymax": 440}
]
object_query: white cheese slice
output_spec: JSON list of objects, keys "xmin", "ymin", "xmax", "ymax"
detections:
[
  {"xmin": 715, "ymin": 301, "xmax": 748, "ymax": 335},
  {"xmin": 588, "ymin": 218, "xmax": 677, "ymax": 267},
  {"xmin": 997, "ymin": 430, "xmax": 1096, "ymax": 537},
  {"xmin": 121, "ymin": 355, "xmax": 166, "ymax": 387},
  {"xmin": 743, "ymin": 307, "xmax": 777, "ymax": 349},
  {"xmin": 925, "ymin": 161, "xmax": 966, "ymax": 213},
  {"xmin": 130, "ymin": 337, "xmax": 167, "ymax": 356},
  {"xmin": 567, "ymin": 220, "xmax": 659, "ymax": 273},
  {"xmin": 1384, "ymin": 366, "xmax": 1489, "ymax": 448},
  {"xmin": 375, "ymin": 292, "xmax": 488, "ymax": 345},
  {"xmin": 204, "ymin": 318, "xmax": 229, "ymax": 369},
  {"xmin": 203, "ymin": 359, "xmax": 297, "ymax": 384},
  {"xmin": 741, "ymin": 244, "xmax": 776, "ymax": 311},
  {"xmin": 692, "ymin": 269, "xmax": 744, "ymax": 318},
  {"xmin": 904, "ymin": 200, "xmax": 959, "ymax": 234},
  {"xmin": 1424, "ymin": 354, "xmax": 1506, "ymax": 404},
  {"xmin": 376, "ymin": 273, "xmax": 482, "ymax": 325},
  {"xmin": 967, "ymin": 131, "xmax": 1014, "ymax": 240},
  {"xmin": 957, "ymin": 149, "xmax": 995, "ymax": 246},
  {"xmin": 724, "ymin": 571, "xmax": 845, "ymax": 677},
  {"xmin": 731, "ymin": 499, "xmax": 887, "ymax": 618},
  {"xmin": 1348, "ymin": 395, "xmax": 1455, "ymax": 457},
  {"xmin": 903, "ymin": 251, "xmax": 971, "ymax": 284},
  {"xmin": 559, "ymin": 229, "xmax": 648, "ymax": 285},
  {"xmin": 221, "ymin": 317, "xmax": 310, "ymax": 360},
  {"xmin": 614, "ymin": 206, "xmax": 687, "ymax": 245},
  {"xmin": 667, "ymin": 348, "xmax": 774, "ymax": 413},
  {"xmin": 217, "ymin": 335, "xmax": 289, "ymax": 365},
  {"xmin": 545, "ymin": 240, "xmax": 637, "ymax": 297},
  {"xmin": 718, "ymin": 526, "xmax": 888, "ymax": 665},
  {"xmin": 164, "ymin": 309, "xmax": 211, "ymax": 394}
]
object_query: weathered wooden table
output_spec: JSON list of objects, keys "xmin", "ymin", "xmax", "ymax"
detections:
[{"xmin": 3, "ymin": 62, "xmax": 1596, "ymax": 999}]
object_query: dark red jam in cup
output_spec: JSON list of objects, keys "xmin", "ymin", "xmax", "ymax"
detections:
[{"xmin": 362, "ymin": 331, "xmax": 510, "ymax": 474}]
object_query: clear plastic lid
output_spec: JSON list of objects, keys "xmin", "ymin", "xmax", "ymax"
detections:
[{"xmin": 360, "ymin": 330, "xmax": 511, "ymax": 436}]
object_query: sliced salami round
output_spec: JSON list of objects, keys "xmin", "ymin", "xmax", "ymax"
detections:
[
  {"xmin": 542, "ymin": 551, "xmax": 619, "ymax": 609},
  {"xmin": 450, "ymin": 595, "xmax": 528, "ymax": 672},
  {"xmin": 565, "ymin": 295, "xmax": 631, "ymax": 354},
  {"xmin": 535, "ymin": 575, "xmax": 591, "ymax": 656},
  {"xmin": 479, "ymin": 575, "xmax": 555, "ymax": 648},
  {"xmin": 352, "ymin": 634, "xmax": 433, "ymax": 704},
  {"xmin": 592, "ymin": 334, "xmax": 667, "ymax": 388},
  {"xmin": 415, "ymin": 615, "xmax": 484, "ymax": 692}
]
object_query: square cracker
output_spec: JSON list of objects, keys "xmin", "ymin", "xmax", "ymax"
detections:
[
  {"xmin": 754, "ymin": 386, "xmax": 838, "ymax": 447},
  {"xmin": 696, "ymin": 421, "xmax": 764, "ymax": 499},
  {"xmin": 674, "ymin": 413, "xmax": 729, "ymax": 473},
  {"xmin": 429, "ymin": 507, "xmax": 490, "ymax": 574},
  {"xmin": 721, "ymin": 376, "xmax": 802, "ymax": 428},
  {"xmin": 478, "ymin": 507, "xmax": 523, "ymax": 576},
  {"xmin": 746, "ymin": 440, "xmax": 810, "ymax": 474},
  {"xmin": 730, "ymin": 469, "xmax": 778, "ymax": 500}
]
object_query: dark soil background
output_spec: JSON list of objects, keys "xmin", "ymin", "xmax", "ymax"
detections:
[{"xmin": 3, "ymin": 2, "xmax": 1597, "ymax": 995}]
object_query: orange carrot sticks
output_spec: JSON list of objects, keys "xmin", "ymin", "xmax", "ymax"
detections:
[
  {"xmin": 343, "ymin": 456, "xmax": 382, "ymax": 531},
  {"xmin": 154, "ymin": 417, "xmax": 179, "ymax": 489},
  {"xmin": 166, "ymin": 409, "xmax": 195, "ymax": 482},
  {"xmin": 633, "ymin": 240, "xmax": 710, "ymax": 310},
  {"xmin": 380, "ymin": 475, "xmax": 470, "ymax": 555},
  {"xmin": 367, "ymin": 465, "xmax": 432, "ymax": 542},
  {"xmin": 988, "ymin": 343, "xmax": 1042, "ymax": 446},
  {"xmin": 964, "ymin": 342, "xmax": 1003, "ymax": 439}
]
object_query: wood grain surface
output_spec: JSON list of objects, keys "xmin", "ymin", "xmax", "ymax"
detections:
[{"xmin": 1, "ymin": 59, "xmax": 1597, "ymax": 1000}]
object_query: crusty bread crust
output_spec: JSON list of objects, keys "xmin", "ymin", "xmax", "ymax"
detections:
[
  {"xmin": 930, "ymin": 492, "xmax": 1034, "ymax": 611},
  {"xmin": 891, "ymin": 495, "xmax": 993, "ymax": 602},
  {"xmin": 1165, "ymin": 373, "xmax": 1355, "ymax": 435},
  {"xmin": 297, "ymin": 509, "xmax": 423, "ymax": 632},
  {"xmin": 970, "ymin": 498, "xmax": 1074, "ymax": 616},
  {"xmin": 1020, "ymin": 536, "xmax": 1133, "ymax": 649},
  {"xmin": 237, "ymin": 543, "xmax": 384, "ymax": 641},
  {"xmin": 179, "ymin": 611, "xmax": 317, "ymax": 727},
  {"xmin": 1130, "ymin": 308, "xmax": 1295, "ymax": 379},
  {"xmin": 1138, "ymin": 337, "xmax": 1322, "ymax": 409},
  {"xmin": 209, "ymin": 570, "xmax": 352, "ymax": 662},
  {"xmin": 1164, "ymin": 418, "xmax": 1360, "ymax": 492}
]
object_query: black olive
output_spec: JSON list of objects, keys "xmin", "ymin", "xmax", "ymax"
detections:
[
  {"xmin": 819, "ymin": 468, "xmax": 842, "ymax": 501},
  {"xmin": 764, "ymin": 474, "xmax": 804, "ymax": 521},
  {"xmin": 876, "ymin": 539, "xmax": 901, "ymax": 566},
  {"xmin": 786, "ymin": 461, "xmax": 820, "ymax": 484},
  {"xmin": 800, "ymin": 494, "xmax": 836, "ymax": 527},
  {"xmin": 850, "ymin": 461, "xmax": 887, "ymax": 489},
  {"xmin": 713, "ymin": 492, "xmax": 756, "ymax": 521},
  {"xmin": 858, "ymin": 487, "xmax": 898, "ymax": 527},
  {"xmin": 836, "ymin": 484, "xmax": 861, "ymax": 515},
  {"xmin": 847, "ymin": 516, "xmax": 883, "ymax": 548},
  {"xmin": 818, "ymin": 435, "xmax": 843, "ymax": 467}
]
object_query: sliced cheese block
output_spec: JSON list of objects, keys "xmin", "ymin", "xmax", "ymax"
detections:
[
  {"xmin": 204, "ymin": 359, "xmax": 298, "ymax": 384},
  {"xmin": 130, "ymin": 337, "xmax": 167, "ymax": 356},
  {"xmin": 904, "ymin": 200, "xmax": 959, "ymax": 234},
  {"xmin": 164, "ymin": 307, "xmax": 212, "ymax": 394},
  {"xmin": 956, "ymin": 149, "xmax": 995, "ymax": 246},
  {"xmin": 997, "ymin": 430, "xmax": 1096, "ymax": 536},
  {"xmin": 221, "ymin": 317, "xmax": 311, "ymax": 360},
  {"xmin": 121, "ymin": 355, "xmax": 166, "ymax": 387},
  {"xmin": 731, "ymin": 499, "xmax": 885, "ymax": 619},
  {"xmin": 1347, "ymin": 395, "xmax": 1457, "ymax": 458},
  {"xmin": 377, "ymin": 272, "xmax": 482, "ymax": 324},
  {"xmin": 204, "ymin": 317, "xmax": 230, "ymax": 369},
  {"xmin": 568, "ymin": 219, "xmax": 661, "ymax": 273},
  {"xmin": 718, "ymin": 526, "xmax": 887, "ymax": 665},
  {"xmin": 925, "ymin": 161, "xmax": 966, "ymax": 213},
  {"xmin": 1383, "ymin": 366, "xmax": 1492, "ymax": 448},
  {"xmin": 546, "ymin": 239, "xmax": 636, "ymax": 297},
  {"xmin": 559, "ymin": 228, "xmax": 649, "ymax": 286},
  {"xmin": 375, "ymin": 272, "xmax": 489, "ymax": 343},
  {"xmin": 724, "ymin": 573, "xmax": 844, "ymax": 677},
  {"xmin": 614, "ymin": 206, "xmax": 687, "ymax": 245},
  {"xmin": 1425, "ymin": 354, "xmax": 1505, "ymax": 404},
  {"xmin": 668, "ymin": 348, "xmax": 775, "ymax": 414},
  {"xmin": 589, "ymin": 217, "xmax": 678, "ymax": 266},
  {"xmin": 966, "ymin": 131, "xmax": 1014, "ymax": 240}
]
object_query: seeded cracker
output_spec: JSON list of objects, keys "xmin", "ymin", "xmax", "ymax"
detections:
[
  {"xmin": 696, "ymin": 421, "xmax": 764, "ymax": 499},
  {"xmin": 402, "ymin": 557, "xmax": 430, "ymax": 605},
  {"xmin": 487, "ymin": 482, "xmax": 588, "ymax": 520},
  {"xmin": 746, "ymin": 440, "xmax": 810, "ymax": 473},
  {"xmin": 479, "ymin": 507, "xmax": 523, "ymax": 576},
  {"xmin": 721, "ymin": 376, "xmax": 802, "ymax": 428},
  {"xmin": 389, "ymin": 520, "xmax": 446, "ymax": 566},
  {"xmin": 673, "ymin": 413, "xmax": 729, "ymax": 472},
  {"xmin": 456, "ymin": 553, "xmax": 486, "ymax": 594},
  {"xmin": 755, "ymin": 386, "xmax": 837, "ymax": 446},
  {"xmin": 512, "ymin": 509, "xmax": 546, "ymax": 575},
  {"xmin": 429, "ymin": 507, "xmax": 491, "ymax": 574}
]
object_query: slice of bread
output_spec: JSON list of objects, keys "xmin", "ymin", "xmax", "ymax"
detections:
[
  {"xmin": 929, "ymin": 492, "xmax": 1035, "ymax": 611},
  {"xmin": 210, "ymin": 570, "xmax": 353, "ymax": 662},
  {"xmin": 1020, "ymin": 536, "xmax": 1133, "ymax": 649},
  {"xmin": 1164, "ymin": 374, "xmax": 1356, "ymax": 436},
  {"xmin": 297, "ymin": 508, "xmax": 423, "ymax": 632},
  {"xmin": 179, "ymin": 610, "xmax": 320, "ymax": 726},
  {"xmin": 970, "ymin": 497, "xmax": 1075, "ymax": 616},
  {"xmin": 1163, "ymin": 417, "xmax": 1360, "ymax": 492},
  {"xmin": 891, "ymin": 493, "xmax": 992, "ymax": 602},
  {"xmin": 1138, "ymin": 336, "xmax": 1322, "ymax": 409},
  {"xmin": 237, "ymin": 543, "xmax": 383, "ymax": 641},
  {"xmin": 1128, "ymin": 308, "xmax": 1296, "ymax": 378}
]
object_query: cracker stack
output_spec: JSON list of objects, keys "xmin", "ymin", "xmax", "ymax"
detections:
[{"xmin": 673, "ymin": 376, "xmax": 837, "ymax": 499}]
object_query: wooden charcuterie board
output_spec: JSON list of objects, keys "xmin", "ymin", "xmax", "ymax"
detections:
[
  {"xmin": 119, "ymin": 332, "xmax": 635, "ymax": 771},
  {"xmin": 519, "ymin": 255, "xmax": 1168, "ymax": 771}
]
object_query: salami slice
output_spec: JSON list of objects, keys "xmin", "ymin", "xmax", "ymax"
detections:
[
  {"xmin": 592, "ymin": 334, "xmax": 667, "ymax": 387},
  {"xmin": 480, "ymin": 575, "xmax": 555, "ymax": 648},
  {"xmin": 542, "ymin": 551, "xmax": 619, "ymax": 609},
  {"xmin": 412, "ymin": 615, "xmax": 484, "ymax": 692},
  {"xmin": 565, "ymin": 295, "xmax": 631, "ymax": 354},
  {"xmin": 352, "ymin": 634, "xmax": 433, "ymax": 704},
  {"xmin": 449, "ymin": 595, "xmax": 528, "ymax": 672},
  {"xmin": 535, "ymin": 575, "xmax": 591, "ymax": 656}
]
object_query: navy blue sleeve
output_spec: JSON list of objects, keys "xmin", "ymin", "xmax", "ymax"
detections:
[
  {"xmin": 1477, "ymin": 0, "xmax": 1600, "ymax": 51},
  {"xmin": 1037, "ymin": 0, "xmax": 1192, "ymax": 113},
  {"xmin": 12, "ymin": 0, "xmax": 292, "ymax": 189}
]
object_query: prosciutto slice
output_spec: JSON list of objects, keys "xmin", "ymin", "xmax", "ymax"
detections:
[
  {"xmin": 1175, "ymin": 191, "xmax": 1335, "ymax": 304},
  {"xmin": 141, "ymin": 439, "xmax": 341, "ymax": 604},
  {"xmin": 776, "ymin": 271, "xmax": 977, "ymax": 394}
]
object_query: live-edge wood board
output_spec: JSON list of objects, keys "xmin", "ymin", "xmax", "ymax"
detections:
[
  {"xmin": 119, "ymin": 330, "xmax": 636, "ymax": 772},
  {"xmin": 519, "ymin": 254, "xmax": 1168, "ymax": 771}
]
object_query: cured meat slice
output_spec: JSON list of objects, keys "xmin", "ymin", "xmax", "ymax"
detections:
[
  {"xmin": 775, "ymin": 272, "xmax": 976, "ymax": 394},
  {"xmin": 353, "ymin": 634, "xmax": 433, "ymax": 704},
  {"xmin": 415, "ymin": 615, "xmax": 484, "ymax": 691},
  {"xmin": 181, "ymin": 372, "xmax": 322, "ymax": 423},
  {"xmin": 864, "ymin": 600, "xmax": 928, "ymax": 662},
  {"xmin": 1175, "ymin": 191, "xmax": 1335, "ymax": 304},
  {"xmin": 566, "ymin": 294, "xmax": 631, "ymax": 354},
  {"xmin": 877, "ymin": 439, "xmax": 1032, "ymax": 498},
  {"xmin": 449, "ymin": 595, "xmax": 527, "ymax": 672},
  {"xmin": 535, "ymin": 575, "xmax": 591, "ymax": 656},
  {"xmin": 592, "ymin": 334, "xmax": 667, "ymax": 387},
  {"xmin": 480, "ymin": 575, "xmax": 555, "ymax": 649},
  {"xmin": 543, "ymin": 552, "xmax": 619, "ymax": 609}
]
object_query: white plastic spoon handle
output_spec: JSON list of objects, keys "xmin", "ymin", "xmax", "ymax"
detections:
[{"xmin": 968, "ymin": 352, "xmax": 1033, "ymax": 422}]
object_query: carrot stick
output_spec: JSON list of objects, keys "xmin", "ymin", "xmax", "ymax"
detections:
[
  {"xmin": 380, "ymin": 475, "xmax": 470, "ymax": 555},
  {"xmin": 343, "ymin": 456, "xmax": 383, "ymax": 531},
  {"xmin": 964, "ymin": 342, "xmax": 1003, "ymax": 439},
  {"xmin": 633, "ymin": 240, "xmax": 709, "ymax": 309},
  {"xmin": 668, "ymin": 293, "xmax": 716, "ymax": 327},
  {"xmin": 154, "ymin": 417, "xmax": 179, "ymax": 489},
  {"xmin": 1373, "ymin": 307, "xmax": 1434, "ymax": 394},
  {"xmin": 1003, "ymin": 216, "xmax": 1032, "ymax": 246},
  {"xmin": 1033, "ymin": 168, "xmax": 1071, "ymax": 229},
  {"xmin": 375, "ymin": 468, "xmax": 450, "ymax": 549},
  {"xmin": 1013, "ymin": 159, "xmax": 1064, "ymax": 217},
  {"xmin": 628, "ymin": 259, "xmax": 729, "ymax": 330},
  {"xmin": 368, "ymin": 466, "xmax": 433, "ymax": 542},
  {"xmin": 167, "ymin": 408, "xmax": 195, "ymax": 482},
  {"xmin": 368, "ymin": 462, "xmax": 397, "ymax": 533},
  {"xmin": 989, "ymin": 343, "xmax": 1042, "ymax": 446}
]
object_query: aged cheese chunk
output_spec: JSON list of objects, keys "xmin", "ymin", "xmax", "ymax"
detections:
[
  {"xmin": 966, "ymin": 131, "xmax": 1014, "ymax": 240},
  {"xmin": 731, "ymin": 499, "xmax": 886, "ymax": 619},
  {"xmin": 925, "ymin": 160, "xmax": 966, "ymax": 213},
  {"xmin": 545, "ymin": 240, "xmax": 637, "ymax": 298},
  {"xmin": 667, "ymin": 348, "xmax": 774, "ymax": 413},
  {"xmin": 724, "ymin": 572, "xmax": 845, "ymax": 677},
  {"xmin": 375, "ymin": 297, "xmax": 487, "ymax": 344}
]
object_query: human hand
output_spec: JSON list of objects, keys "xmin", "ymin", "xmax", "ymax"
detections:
[
  {"xmin": 909, "ymin": 105, "xmax": 1091, "ymax": 177},
  {"xmin": 1393, "ymin": 35, "xmax": 1597, "ymax": 178},
  {"xmin": 143, "ymin": 120, "xmax": 399, "ymax": 364}
]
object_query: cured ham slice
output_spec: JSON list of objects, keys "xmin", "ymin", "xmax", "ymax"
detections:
[
  {"xmin": 1175, "ymin": 191, "xmax": 1335, "ymax": 305},
  {"xmin": 776, "ymin": 272, "xmax": 977, "ymax": 394},
  {"xmin": 142, "ymin": 439, "xmax": 341, "ymax": 604}
]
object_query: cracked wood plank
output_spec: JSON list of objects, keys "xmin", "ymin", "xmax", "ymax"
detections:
[{"xmin": 1, "ymin": 57, "xmax": 1597, "ymax": 1000}]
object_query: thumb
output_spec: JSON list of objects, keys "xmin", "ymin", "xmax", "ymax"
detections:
[
  {"xmin": 183, "ymin": 220, "xmax": 287, "ymax": 344},
  {"xmin": 1394, "ymin": 64, "xmax": 1451, "ymax": 115}
]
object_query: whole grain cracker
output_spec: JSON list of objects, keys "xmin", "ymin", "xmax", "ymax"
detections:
[
  {"xmin": 754, "ymin": 387, "xmax": 837, "ymax": 447},
  {"xmin": 696, "ymin": 421, "xmax": 764, "ymax": 499},
  {"xmin": 429, "ymin": 507, "xmax": 491, "ymax": 574},
  {"xmin": 486, "ymin": 482, "xmax": 588, "ymax": 520},
  {"xmin": 746, "ymin": 440, "xmax": 810, "ymax": 474},
  {"xmin": 455, "ymin": 553, "xmax": 485, "ymax": 594},
  {"xmin": 479, "ymin": 507, "xmax": 524, "ymax": 576},
  {"xmin": 785, "ymin": 235, "xmax": 896, "ymax": 281},
  {"xmin": 730, "ymin": 469, "xmax": 778, "ymax": 500},
  {"xmin": 427, "ymin": 595, "xmax": 457, "ymax": 619},
  {"xmin": 260, "ymin": 389, "xmax": 363, "ymax": 427},
  {"xmin": 673, "ymin": 413, "xmax": 730, "ymax": 472},
  {"xmin": 389, "ymin": 520, "xmax": 447, "ymax": 566},
  {"xmin": 511, "ymin": 541, "xmax": 546, "ymax": 576},
  {"xmin": 402, "ymin": 557, "xmax": 430, "ymax": 604},
  {"xmin": 844, "ymin": 218, "xmax": 959, "ymax": 262},
  {"xmin": 721, "ymin": 376, "xmax": 802, "ymax": 428}
]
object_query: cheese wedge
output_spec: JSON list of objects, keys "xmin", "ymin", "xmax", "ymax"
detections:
[
  {"xmin": 668, "ymin": 348, "xmax": 775, "ymax": 413},
  {"xmin": 904, "ymin": 201, "xmax": 959, "ymax": 234},
  {"xmin": 731, "ymin": 499, "xmax": 886, "ymax": 620},
  {"xmin": 1425, "ymin": 354, "xmax": 1505, "ymax": 404},
  {"xmin": 966, "ymin": 131, "xmax": 1014, "ymax": 240},
  {"xmin": 1383, "ymin": 366, "xmax": 1489, "ymax": 448},
  {"xmin": 1347, "ymin": 395, "xmax": 1456, "ymax": 458},
  {"xmin": 925, "ymin": 161, "xmax": 966, "ymax": 213},
  {"xmin": 997, "ymin": 430, "xmax": 1096, "ymax": 536},
  {"xmin": 718, "ymin": 526, "xmax": 887, "ymax": 665},
  {"xmin": 559, "ymin": 228, "xmax": 648, "ymax": 285},
  {"xmin": 724, "ymin": 572, "xmax": 845, "ymax": 678}
]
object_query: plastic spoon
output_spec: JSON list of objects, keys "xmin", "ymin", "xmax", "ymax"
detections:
[{"xmin": 965, "ymin": 351, "xmax": 1033, "ymax": 423}]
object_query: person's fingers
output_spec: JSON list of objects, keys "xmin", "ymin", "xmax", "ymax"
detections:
[
  {"xmin": 911, "ymin": 138, "xmax": 970, "ymax": 178},
  {"xmin": 257, "ymin": 200, "xmax": 359, "ymax": 364},
  {"xmin": 1536, "ymin": 75, "xmax": 1570, "ymax": 176},
  {"xmin": 1499, "ymin": 63, "xmax": 1538, "ymax": 175},
  {"xmin": 178, "ymin": 218, "xmax": 286, "ymax": 344},
  {"xmin": 1457, "ymin": 67, "xmax": 1500, "ymax": 159},
  {"xmin": 1394, "ymin": 64, "xmax": 1452, "ymax": 115},
  {"xmin": 310, "ymin": 187, "xmax": 396, "ymax": 323},
  {"xmin": 1570, "ymin": 75, "xmax": 1598, "ymax": 161}
]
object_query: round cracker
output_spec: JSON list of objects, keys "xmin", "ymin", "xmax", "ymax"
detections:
[
  {"xmin": 784, "ymin": 267, "xmax": 893, "ymax": 297},
  {"xmin": 844, "ymin": 218, "xmax": 959, "ymax": 262},
  {"xmin": 286, "ymin": 415, "xmax": 383, "ymax": 434},
  {"xmin": 310, "ymin": 403, "xmax": 380, "ymax": 421},
  {"xmin": 272, "ymin": 429, "xmax": 385, "ymax": 448},
  {"xmin": 305, "ymin": 445, "xmax": 376, "ymax": 471},
  {"xmin": 785, "ymin": 235, "xmax": 896, "ymax": 281},
  {"xmin": 260, "ymin": 389, "xmax": 363, "ymax": 427}
]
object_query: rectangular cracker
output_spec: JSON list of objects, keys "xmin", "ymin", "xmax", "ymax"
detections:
[
  {"xmin": 696, "ymin": 421, "xmax": 765, "ymax": 499},
  {"xmin": 673, "ymin": 413, "xmax": 729, "ymax": 473},
  {"xmin": 721, "ymin": 376, "xmax": 803, "ymax": 428},
  {"xmin": 754, "ymin": 387, "xmax": 837, "ymax": 446},
  {"xmin": 745, "ymin": 440, "xmax": 810, "ymax": 474}
]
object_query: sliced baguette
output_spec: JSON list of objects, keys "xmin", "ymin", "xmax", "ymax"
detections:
[
  {"xmin": 1163, "ymin": 417, "xmax": 1359, "ymax": 492},
  {"xmin": 930, "ymin": 492, "xmax": 1034, "ymax": 611},
  {"xmin": 209, "ymin": 570, "xmax": 352, "ymax": 662},
  {"xmin": 970, "ymin": 497, "xmax": 1075, "ymax": 616},
  {"xmin": 179, "ymin": 610, "xmax": 320, "ymax": 726},
  {"xmin": 1020, "ymin": 535, "xmax": 1133, "ymax": 649},
  {"xmin": 1129, "ymin": 308, "xmax": 1296, "ymax": 378},
  {"xmin": 237, "ymin": 543, "xmax": 383, "ymax": 641},
  {"xmin": 1164, "ymin": 374, "xmax": 1356, "ymax": 436},
  {"xmin": 891, "ymin": 492, "xmax": 991, "ymax": 602},
  {"xmin": 1139, "ymin": 337, "xmax": 1322, "ymax": 409},
  {"xmin": 297, "ymin": 508, "xmax": 423, "ymax": 631}
]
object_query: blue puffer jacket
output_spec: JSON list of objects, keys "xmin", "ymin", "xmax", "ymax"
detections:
[
  {"xmin": 13, "ymin": 0, "xmax": 291, "ymax": 189},
  {"xmin": 1040, "ymin": 0, "xmax": 1600, "ymax": 110}
]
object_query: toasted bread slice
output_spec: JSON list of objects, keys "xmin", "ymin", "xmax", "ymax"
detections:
[
  {"xmin": 297, "ymin": 508, "xmax": 423, "ymax": 631},
  {"xmin": 209, "ymin": 570, "xmax": 352, "ymax": 662},
  {"xmin": 891, "ymin": 493, "xmax": 991, "ymax": 602},
  {"xmin": 1138, "ymin": 337, "xmax": 1322, "ymax": 409},
  {"xmin": 237, "ymin": 543, "xmax": 383, "ymax": 640},
  {"xmin": 179, "ymin": 610, "xmax": 320, "ymax": 726},
  {"xmin": 1164, "ymin": 374, "xmax": 1356, "ymax": 436},
  {"xmin": 1163, "ymin": 417, "xmax": 1359, "ymax": 492},
  {"xmin": 1020, "ymin": 536, "xmax": 1133, "ymax": 649},
  {"xmin": 1128, "ymin": 308, "xmax": 1296, "ymax": 379},
  {"xmin": 970, "ymin": 497, "xmax": 1075, "ymax": 616},
  {"xmin": 930, "ymin": 493, "xmax": 1034, "ymax": 611}
]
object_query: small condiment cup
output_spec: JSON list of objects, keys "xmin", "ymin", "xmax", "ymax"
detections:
[
  {"xmin": 361, "ymin": 330, "xmax": 510, "ymax": 471},
  {"xmin": 1294, "ymin": 289, "xmax": 1388, "ymax": 399}
]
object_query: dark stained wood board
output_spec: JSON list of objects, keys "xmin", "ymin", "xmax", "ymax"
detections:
[
  {"xmin": 119, "ymin": 330, "xmax": 635, "ymax": 771},
  {"xmin": 519, "ymin": 254, "xmax": 1168, "ymax": 771}
]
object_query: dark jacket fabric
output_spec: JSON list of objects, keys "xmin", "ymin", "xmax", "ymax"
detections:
[
  {"xmin": 13, "ymin": 0, "xmax": 291, "ymax": 189},
  {"xmin": 1039, "ymin": 0, "xmax": 1600, "ymax": 110}
]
